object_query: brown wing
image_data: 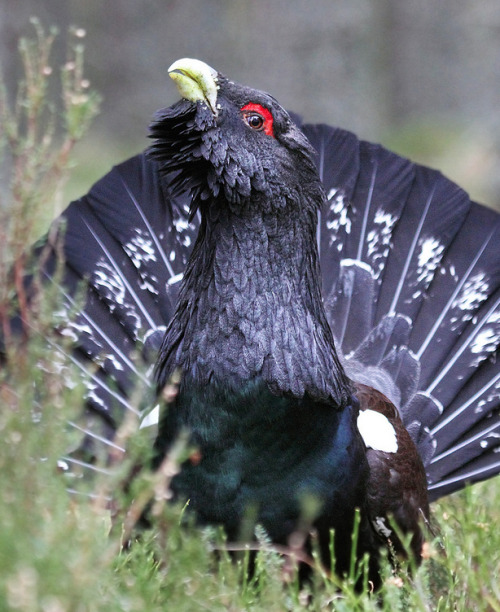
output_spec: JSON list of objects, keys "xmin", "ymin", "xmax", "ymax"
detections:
[{"xmin": 354, "ymin": 382, "xmax": 430, "ymax": 561}]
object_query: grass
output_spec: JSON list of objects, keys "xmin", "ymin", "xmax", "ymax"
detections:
[
  {"xmin": 1, "ymin": 22, "xmax": 499, "ymax": 612},
  {"xmin": 0, "ymin": 371, "xmax": 499, "ymax": 612}
]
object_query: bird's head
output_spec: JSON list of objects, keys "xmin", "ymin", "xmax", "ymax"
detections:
[{"xmin": 149, "ymin": 58, "xmax": 324, "ymax": 217}]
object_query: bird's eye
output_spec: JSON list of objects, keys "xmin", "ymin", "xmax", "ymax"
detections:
[
  {"xmin": 240, "ymin": 103, "xmax": 275, "ymax": 137},
  {"xmin": 245, "ymin": 113, "xmax": 265, "ymax": 131}
]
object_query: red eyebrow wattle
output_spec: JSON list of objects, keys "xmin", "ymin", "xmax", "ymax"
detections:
[{"xmin": 241, "ymin": 103, "xmax": 274, "ymax": 137}]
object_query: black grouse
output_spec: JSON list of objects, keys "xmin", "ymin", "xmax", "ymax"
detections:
[{"xmin": 10, "ymin": 58, "xmax": 500, "ymax": 581}]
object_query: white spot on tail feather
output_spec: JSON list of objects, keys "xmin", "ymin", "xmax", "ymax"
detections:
[
  {"xmin": 452, "ymin": 272, "xmax": 489, "ymax": 313},
  {"xmin": 415, "ymin": 237, "xmax": 444, "ymax": 286},
  {"xmin": 357, "ymin": 409, "xmax": 398, "ymax": 453},
  {"xmin": 123, "ymin": 230, "xmax": 160, "ymax": 295},
  {"xmin": 167, "ymin": 272, "xmax": 184, "ymax": 286},
  {"xmin": 366, "ymin": 209, "xmax": 397, "ymax": 279},
  {"xmin": 469, "ymin": 310, "xmax": 500, "ymax": 366},
  {"xmin": 326, "ymin": 189, "xmax": 351, "ymax": 249},
  {"xmin": 123, "ymin": 229, "xmax": 157, "ymax": 267},
  {"xmin": 341, "ymin": 258, "xmax": 375, "ymax": 276},
  {"xmin": 450, "ymin": 272, "xmax": 490, "ymax": 330}
]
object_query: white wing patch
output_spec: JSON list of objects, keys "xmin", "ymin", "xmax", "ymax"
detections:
[{"xmin": 357, "ymin": 409, "xmax": 398, "ymax": 453}]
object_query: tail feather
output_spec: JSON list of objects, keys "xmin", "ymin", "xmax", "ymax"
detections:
[
  {"xmin": 18, "ymin": 154, "xmax": 196, "ymax": 464},
  {"xmin": 428, "ymin": 409, "xmax": 500, "ymax": 482},
  {"xmin": 380, "ymin": 347, "xmax": 420, "ymax": 408},
  {"xmin": 424, "ymin": 288, "xmax": 500, "ymax": 404},
  {"xmin": 60, "ymin": 199, "xmax": 166, "ymax": 336},
  {"xmin": 343, "ymin": 143, "xmax": 414, "ymax": 279},
  {"xmin": 46, "ymin": 268, "xmax": 147, "ymax": 390},
  {"xmin": 326, "ymin": 260, "xmax": 376, "ymax": 353},
  {"xmin": 428, "ymin": 445, "xmax": 500, "ymax": 500},
  {"xmin": 301, "ymin": 124, "xmax": 360, "ymax": 293},
  {"xmin": 409, "ymin": 203, "xmax": 500, "ymax": 370},
  {"xmin": 431, "ymin": 356, "xmax": 500, "ymax": 452},
  {"xmin": 304, "ymin": 122, "xmax": 500, "ymax": 495},
  {"xmin": 10, "ymin": 125, "xmax": 500, "ymax": 498},
  {"xmin": 374, "ymin": 167, "xmax": 471, "ymax": 323},
  {"xmin": 351, "ymin": 313, "xmax": 412, "ymax": 366}
]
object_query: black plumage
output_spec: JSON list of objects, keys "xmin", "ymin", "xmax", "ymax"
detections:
[{"xmin": 9, "ymin": 59, "xmax": 500, "ymax": 580}]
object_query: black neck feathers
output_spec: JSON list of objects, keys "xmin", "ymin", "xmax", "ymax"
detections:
[{"xmin": 156, "ymin": 191, "xmax": 352, "ymax": 405}]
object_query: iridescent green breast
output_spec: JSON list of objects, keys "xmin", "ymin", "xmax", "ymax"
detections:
[{"xmin": 155, "ymin": 379, "xmax": 369, "ymax": 541}]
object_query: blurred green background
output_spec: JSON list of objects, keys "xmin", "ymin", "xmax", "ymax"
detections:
[{"xmin": 1, "ymin": 0, "xmax": 499, "ymax": 210}]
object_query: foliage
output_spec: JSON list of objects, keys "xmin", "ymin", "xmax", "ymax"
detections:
[
  {"xmin": 0, "ymin": 22, "xmax": 499, "ymax": 612},
  {"xmin": 0, "ymin": 18, "xmax": 100, "ymax": 348}
]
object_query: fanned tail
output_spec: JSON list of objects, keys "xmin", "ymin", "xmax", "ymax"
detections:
[
  {"xmin": 303, "ymin": 123, "xmax": 500, "ymax": 498},
  {"xmin": 10, "ymin": 154, "xmax": 197, "ymax": 479},
  {"xmin": 9, "ymin": 125, "xmax": 500, "ymax": 500}
]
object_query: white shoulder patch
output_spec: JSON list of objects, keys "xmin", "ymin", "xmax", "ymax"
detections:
[{"xmin": 357, "ymin": 409, "xmax": 398, "ymax": 453}]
